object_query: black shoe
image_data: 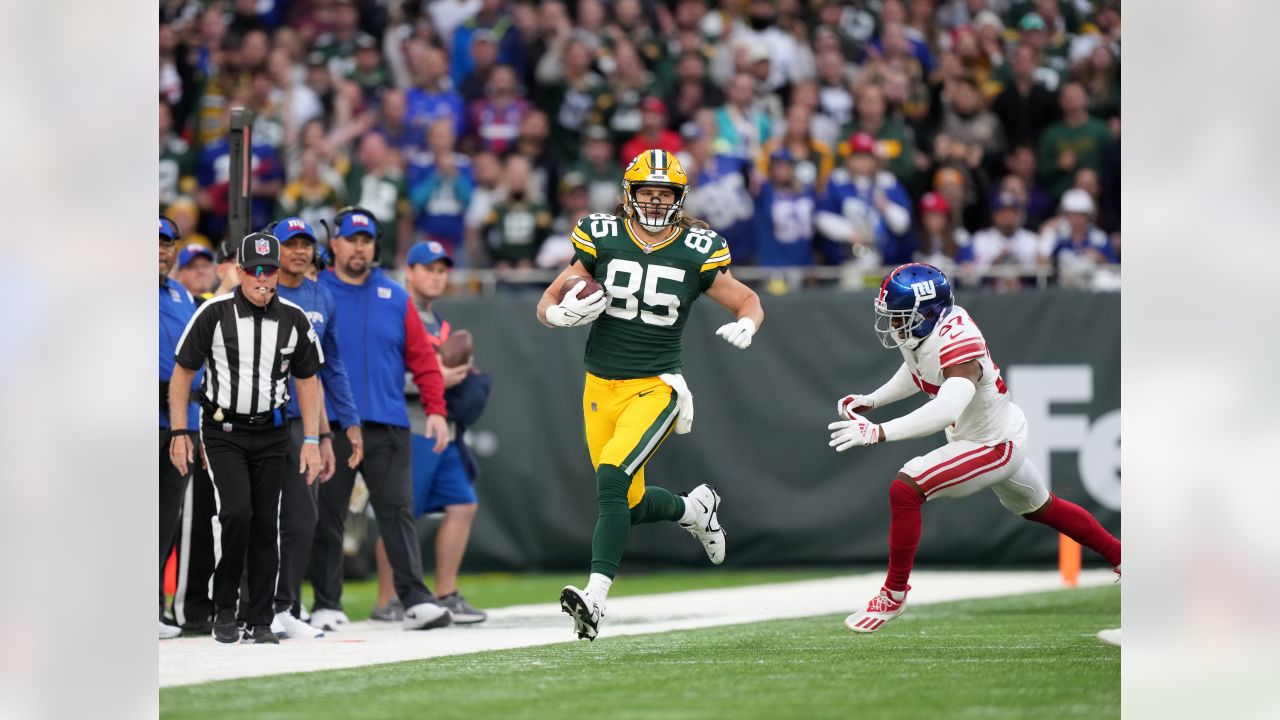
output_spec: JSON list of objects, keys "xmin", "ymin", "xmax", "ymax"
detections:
[
  {"xmin": 181, "ymin": 617, "xmax": 213, "ymax": 636},
  {"xmin": 212, "ymin": 608, "xmax": 239, "ymax": 644},
  {"xmin": 240, "ymin": 624, "xmax": 280, "ymax": 645}
]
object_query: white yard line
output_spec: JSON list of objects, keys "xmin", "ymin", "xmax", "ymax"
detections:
[{"xmin": 159, "ymin": 569, "xmax": 1116, "ymax": 688}]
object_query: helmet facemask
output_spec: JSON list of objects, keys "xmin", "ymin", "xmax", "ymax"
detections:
[
  {"xmin": 626, "ymin": 182, "xmax": 685, "ymax": 233},
  {"xmin": 874, "ymin": 297, "xmax": 928, "ymax": 350}
]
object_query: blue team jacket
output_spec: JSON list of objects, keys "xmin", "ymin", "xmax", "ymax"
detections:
[
  {"xmin": 159, "ymin": 278, "xmax": 202, "ymax": 429},
  {"xmin": 318, "ymin": 268, "xmax": 447, "ymax": 427},
  {"xmin": 276, "ymin": 278, "xmax": 361, "ymax": 428}
]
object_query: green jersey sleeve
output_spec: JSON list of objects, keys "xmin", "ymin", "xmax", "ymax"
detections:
[
  {"xmin": 695, "ymin": 229, "xmax": 733, "ymax": 291},
  {"xmin": 571, "ymin": 214, "xmax": 618, "ymax": 274}
]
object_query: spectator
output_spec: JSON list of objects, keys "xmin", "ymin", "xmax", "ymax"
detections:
[
  {"xmin": 405, "ymin": 46, "xmax": 467, "ymax": 143},
  {"xmin": 932, "ymin": 165, "xmax": 975, "ymax": 232},
  {"xmin": 541, "ymin": 39, "xmax": 606, "ymax": 164},
  {"xmin": 813, "ymin": 46, "xmax": 856, "ymax": 132},
  {"xmin": 966, "ymin": 192, "xmax": 1041, "ymax": 291},
  {"xmin": 276, "ymin": 149, "xmax": 345, "ymax": 231},
  {"xmin": 347, "ymin": 33, "xmax": 389, "ymax": 107},
  {"xmin": 813, "ymin": 0, "xmax": 873, "ymax": 60},
  {"xmin": 512, "ymin": 109, "xmax": 560, "ymax": 209},
  {"xmin": 483, "ymin": 154, "xmax": 552, "ymax": 269},
  {"xmin": 914, "ymin": 191, "xmax": 972, "ymax": 276},
  {"xmin": 666, "ymin": 50, "xmax": 726, "ymax": 130},
  {"xmin": 1003, "ymin": 143, "xmax": 1052, "ymax": 228},
  {"xmin": 346, "ymin": 132, "xmax": 412, "ymax": 264},
  {"xmin": 450, "ymin": 0, "xmax": 524, "ymax": 89},
  {"xmin": 714, "ymin": 72, "xmax": 771, "ymax": 160},
  {"xmin": 159, "ymin": 100, "xmax": 193, "ymax": 208},
  {"xmin": 410, "ymin": 120, "xmax": 475, "ymax": 262},
  {"xmin": 735, "ymin": 0, "xmax": 802, "ymax": 91},
  {"xmin": 683, "ymin": 121, "xmax": 759, "ymax": 262},
  {"xmin": 173, "ymin": 245, "xmax": 218, "ymax": 299},
  {"xmin": 759, "ymin": 103, "xmax": 836, "ymax": 195},
  {"xmin": 371, "ymin": 241, "xmax": 494, "ymax": 624},
  {"xmin": 464, "ymin": 151, "xmax": 506, "ymax": 267},
  {"xmin": 313, "ymin": 0, "xmax": 363, "ymax": 79},
  {"xmin": 459, "ymin": 30, "xmax": 502, "ymax": 104},
  {"xmin": 939, "ymin": 73, "xmax": 1005, "ymax": 177},
  {"xmin": 267, "ymin": 46, "xmax": 324, "ymax": 147},
  {"xmin": 575, "ymin": 125, "xmax": 621, "ymax": 214},
  {"xmin": 843, "ymin": 83, "xmax": 918, "ymax": 188},
  {"xmin": 1041, "ymin": 188, "xmax": 1117, "ymax": 285},
  {"xmin": 620, "ymin": 97, "xmax": 684, "ymax": 167},
  {"xmin": 754, "ymin": 149, "xmax": 818, "ymax": 268},
  {"xmin": 815, "ymin": 131, "xmax": 914, "ymax": 266},
  {"xmin": 600, "ymin": 40, "xmax": 657, "ymax": 146},
  {"xmin": 537, "ymin": 171, "xmax": 591, "ymax": 269},
  {"xmin": 1073, "ymin": 44, "xmax": 1120, "ymax": 122},
  {"xmin": 164, "ymin": 197, "xmax": 214, "ymax": 253},
  {"xmin": 469, "ymin": 64, "xmax": 530, "ymax": 155},
  {"xmin": 1012, "ymin": 12, "xmax": 1068, "ymax": 91},
  {"xmin": 372, "ymin": 88, "xmax": 418, "ymax": 153},
  {"xmin": 1036, "ymin": 81, "xmax": 1113, "ymax": 200},
  {"xmin": 991, "ymin": 42, "xmax": 1061, "ymax": 150}
]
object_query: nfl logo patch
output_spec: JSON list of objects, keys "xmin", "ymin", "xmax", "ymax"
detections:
[
  {"xmin": 591, "ymin": 402, "xmax": 598, "ymax": 412},
  {"xmin": 255, "ymin": 238, "xmax": 270, "ymax": 255},
  {"xmin": 222, "ymin": 422, "xmax": 233, "ymax": 432}
]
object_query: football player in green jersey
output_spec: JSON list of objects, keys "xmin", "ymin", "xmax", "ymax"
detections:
[{"xmin": 536, "ymin": 149, "xmax": 765, "ymax": 640}]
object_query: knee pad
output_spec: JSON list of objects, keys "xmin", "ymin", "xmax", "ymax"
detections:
[{"xmin": 890, "ymin": 478, "xmax": 925, "ymax": 510}]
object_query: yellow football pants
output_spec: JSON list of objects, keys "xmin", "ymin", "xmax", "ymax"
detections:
[{"xmin": 582, "ymin": 372, "xmax": 679, "ymax": 508}]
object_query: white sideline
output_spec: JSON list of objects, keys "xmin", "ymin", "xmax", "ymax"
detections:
[{"xmin": 159, "ymin": 569, "xmax": 1116, "ymax": 687}]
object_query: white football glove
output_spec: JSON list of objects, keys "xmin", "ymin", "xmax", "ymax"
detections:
[
  {"xmin": 715, "ymin": 317, "xmax": 757, "ymax": 349},
  {"xmin": 545, "ymin": 280, "xmax": 606, "ymax": 327},
  {"xmin": 658, "ymin": 373, "xmax": 694, "ymax": 434},
  {"xmin": 828, "ymin": 413, "xmax": 882, "ymax": 451},
  {"xmin": 836, "ymin": 393, "xmax": 876, "ymax": 419}
]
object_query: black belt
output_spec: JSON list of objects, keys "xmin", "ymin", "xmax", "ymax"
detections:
[{"xmin": 202, "ymin": 403, "xmax": 284, "ymax": 427}]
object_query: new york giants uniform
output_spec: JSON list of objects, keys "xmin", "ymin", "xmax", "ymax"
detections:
[{"xmin": 896, "ymin": 305, "xmax": 1044, "ymax": 511}]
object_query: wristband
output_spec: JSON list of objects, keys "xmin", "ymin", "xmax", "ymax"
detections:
[
  {"xmin": 319, "ymin": 432, "xmax": 334, "ymax": 441},
  {"xmin": 169, "ymin": 429, "xmax": 196, "ymax": 439},
  {"xmin": 303, "ymin": 435, "xmax": 320, "ymax": 445}
]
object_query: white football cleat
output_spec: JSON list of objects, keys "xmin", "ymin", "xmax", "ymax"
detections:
[
  {"xmin": 560, "ymin": 585, "xmax": 604, "ymax": 641},
  {"xmin": 309, "ymin": 608, "xmax": 350, "ymax": 632},
  {"xmin": 403, "ymin": 601, "xmax": 453, "ymax": 630},
  {"xmin": 1097, "ymin": 628, "xmax": 1121, "ymax": 646},
  {"xmin": 844, "ymin": 586, "xmax": 908, "ymax": 634},
  {"xmin": 679, "ymin": 484, "xmax": 726, "ymax": 565},
  {"xmin": 275, "ymin": 611, "xmax": 324, "ymax": 639},
  {"xmin": 159, "ymin": 620, "xmax": 182, "ymax": 640}
]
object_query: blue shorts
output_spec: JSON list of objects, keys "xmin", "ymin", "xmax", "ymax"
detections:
[{"xmin": 411, "ymin": 436, "xmax": 477, "ymax": 517}]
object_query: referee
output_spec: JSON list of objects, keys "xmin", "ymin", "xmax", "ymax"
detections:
[{"xmin": 167, "ymin": 232, "xmax": 325, "ymax": 645}]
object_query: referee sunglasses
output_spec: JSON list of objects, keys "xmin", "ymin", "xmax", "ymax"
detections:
[{"xmin": 245, "ymin": 265, "xmax": 279, "ymax": 278}]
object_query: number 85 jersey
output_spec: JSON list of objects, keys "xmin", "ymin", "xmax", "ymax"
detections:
[{"xmin": 570, "ymin": 213, "xmax": 732, "ymax": 379}]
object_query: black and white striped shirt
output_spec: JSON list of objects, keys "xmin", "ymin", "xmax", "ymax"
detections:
[{"xmin": 174, "ymin": 288, "xmax": 323, "ymax": 415}]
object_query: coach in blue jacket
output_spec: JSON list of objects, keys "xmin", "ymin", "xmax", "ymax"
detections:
[
  {"xmin": 310, "ymin": 209, "xmax": 454, "ymax": 631},
  {"xmin": 268, "ymin": 217, "xmax": 364, "ymax": 639}
]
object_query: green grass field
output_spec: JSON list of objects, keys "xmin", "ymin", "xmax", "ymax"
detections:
[
  {"xmin": 161, "ymin": 584, "xmax": 1119, "ymax": 720},
  {"xmin": 288, "ymin": 568, "xmax": 846, "ymax": 621}
]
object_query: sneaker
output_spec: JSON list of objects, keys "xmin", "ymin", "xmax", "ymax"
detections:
[
  {"xmin": 560, "ymin": 585, "xmax": 604, "ymax": 641},
  {"xmin": 309, "ymin": 608, "xmax": 351, "ymax": 632},
  {"xmin": 679, "ymin": 484, "xmax": 726, "ymax": 565},
  {"xmin": 403, "ymin": 601, "xmax": 453, "ymax": 630},
  {"xmin": 844, "ymin": 586, "xmax": 909, "ymax": 634},
  {"xmin": 275, "ymin": 611, "xmax": 324, "ymax": 640},
  {"xmin": 212, "ymin": 608, "xmax": 239, "ymax": 644},
  {"xmin": 159, "ymin": 620, "xmax": 182, "ymax": 640},
  {"xmin": 181, "ymin": 618, "xmax": 213, "ymax": 636},
  {"xmin": 371, "ymin": 597, "xmax": 405, "ymax": 622},
  {"xmin": 240, "ymin": 624, "xmax": 280, "ymax": 645},
  {"xmin": 439, "ymin": 593, "xmax": 487, "ymax": 624}
]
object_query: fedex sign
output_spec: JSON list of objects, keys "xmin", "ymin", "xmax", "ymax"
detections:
[{"xmin": 1004, "ymin": 365, "xmax": 1120, "ymax": 511}]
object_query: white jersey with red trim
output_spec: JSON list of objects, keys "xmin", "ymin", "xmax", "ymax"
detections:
[{"xmin": 900, "ymin": 304, "xmax": 1027, "ymax": 446}]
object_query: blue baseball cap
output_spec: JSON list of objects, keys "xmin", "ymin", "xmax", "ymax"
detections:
[
  {"xmin": 406, "ymin": 240, "xmax": 454, "ymax": 267},
  {"xmin": 177, "ymin": 244, "xmax": 215, "ymax": 269},
  {"xmin": 769, "ymin": 147, "xmax": 795, "ymax": 164},
  {"xmin": 991, "ymin": 192, "xmax": 1024, "ymax": 211},
  {"xmin": 272, "ymin": 217, "xmax": 317, "ymax": 243},
  {"xmin": 338, "ymin": 211, "xmax": 378, "ymax": 238},
  {"xmin": 159, "ymin": 217, "xmax": 179, "ymax": 241}
]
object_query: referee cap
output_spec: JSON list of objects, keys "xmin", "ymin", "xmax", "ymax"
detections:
[{"xmin": 239, "ymin": 232, "xmax": 281, "ymax": 269}]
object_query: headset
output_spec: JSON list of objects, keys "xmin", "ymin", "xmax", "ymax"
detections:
[
  {"xmin": 160, "ymin": 214, "xmax": 182, "ymax": 242},
  {"xmin": 332, "ymin": 205, "xmax": 384, "ymax": 266},
  {"xmin": 259, "ymin": 218, "xmax": 330, "ymax": 272}
]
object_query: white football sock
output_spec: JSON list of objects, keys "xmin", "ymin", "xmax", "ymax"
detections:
[
  {"xmin": 886, "ymin": 587, "xmax": 907, "ymax": 602},
  {"xmin": 585, "ymin": 573, "xmax": 613, "ymax": 602},
  {"xmin": 679, "ymin": 496, "xmax": 698, "ymax": 524}
]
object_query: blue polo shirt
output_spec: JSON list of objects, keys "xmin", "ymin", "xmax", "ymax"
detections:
[
  {"xmin": 159, "ymin": 278, "xmax": 201, "ymax": 429},
  {"xmin": 276, "ymin": 278, "xmax": 360, "ymax": 428}
]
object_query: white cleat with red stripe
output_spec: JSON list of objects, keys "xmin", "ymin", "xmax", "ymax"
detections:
[{"xmin": 844, "ymin": 586, "xmax": 908, "ymax": 634}]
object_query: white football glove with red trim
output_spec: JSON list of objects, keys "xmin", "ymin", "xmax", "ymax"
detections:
[
  {"xmin": 828, "ymin": 412, "xmax": 882, "ymax": 451},
  {"xmin": 836, "ymin": 393, "xmax": 875, "ymax": 419}
]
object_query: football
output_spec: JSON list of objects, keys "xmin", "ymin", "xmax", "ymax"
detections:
[
  {"xmin": 556, "ymin": 274, "xmax": 603, "ymax": 303},
  {"xmin": 438, "ymin": 329, "xmax": 473, "ymax": 368}
]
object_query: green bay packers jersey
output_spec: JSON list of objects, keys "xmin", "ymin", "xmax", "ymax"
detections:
[{"xmin": 570, "ymin": 213, "xmax": 732, "ymax": 379}]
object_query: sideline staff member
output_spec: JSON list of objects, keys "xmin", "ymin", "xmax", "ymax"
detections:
[{"xmin": 168, "ymin": 232, "xmax": 324, "ymax": 645}]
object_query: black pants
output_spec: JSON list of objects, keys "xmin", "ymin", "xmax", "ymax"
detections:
[
  {"xmin": 274, "ymin": 419, "xmax": 322, "ymax": 615},
  {"xmin": 172, "ymin": 454, "xmax": 216, "ymax": 628},
  {"xmin": 309, "ymin": 423, "xmax": 433, "ymax": 611},
  {"xmin": 159, "ymin": 429, "xmax": 194, "ymax": 616},
  {"xmin": 203, "ymin": 422, "xmax": 288, "ymax": 627}
]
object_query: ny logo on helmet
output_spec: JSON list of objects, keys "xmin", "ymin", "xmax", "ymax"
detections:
[{"xmin": 911, "ymin": 280, "xmax": 937, "ymax": 300}]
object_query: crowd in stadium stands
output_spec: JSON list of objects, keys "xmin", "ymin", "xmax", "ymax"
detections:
[{"xmin": 160, "ymin": 0, "xmax": 1120, "ymax": 290}]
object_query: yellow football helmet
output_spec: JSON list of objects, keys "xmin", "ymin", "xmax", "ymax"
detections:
[{"xmin": 622, "ymin": 149, "xmax": 689, "ymax": 232}]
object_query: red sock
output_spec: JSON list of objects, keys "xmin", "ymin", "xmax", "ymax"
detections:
[
  {"xmin": 1029, "ymin": 494, "xmax": 1121, "ymax": 567},
  {"xmin": 885, "ymin": 479, "xmax": 924, "ymax": 592}
]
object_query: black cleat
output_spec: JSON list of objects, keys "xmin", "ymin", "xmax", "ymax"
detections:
[
  {"xmin": 212, "ymin": 608, "xmax": 239, "ymax": 644},
  {"xmin": 240, "ymin": 624, "xmax": 280, "ymax": 644}
]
